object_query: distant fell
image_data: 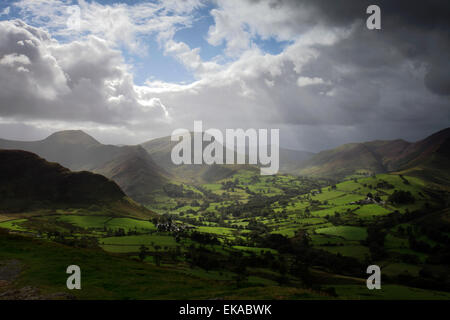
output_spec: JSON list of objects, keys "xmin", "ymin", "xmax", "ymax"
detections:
[
  {"xmin": 141, "ymin": 134, "xmax": 313, "ymax": 182},
  {"xmin": 297, "ymin": 127, "xmax": 450, "ymax": 183}
]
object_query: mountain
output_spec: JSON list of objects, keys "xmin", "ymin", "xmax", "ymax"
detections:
[
  {"xmin": 140, "ymin": 135, "xmax": 180, "ymax": 172},
  {"xmin": 0, "ymin": 130, "xmax": 123, "ymax": 170},
  {"xmin": 0, "ymin": 131, "xmax": 168, "ymax": 203},
  {"xmin": 141, "ymin": 134, "xmax": 253, "ymax": 183},
  {"xmin": 2, "ymin": 127, "xmax": 448, "ymax": 198},
  {"xmin": 296, "ymin": 128, "xmax": 450, "ymax": 182},
  {"xmin": 392, "ymin": 128, "xmax": 450, "ymax": 185},
  {"xmin": 296, "ymin": 140, "xmax": 406, "ymax": 178},
  {"xmin": 0, "ymin": 150, "xmax": 125, "ymax": 212},
  {"xmin": 141, "ymin": 134, "xmax": 314, "ymax": 181},
  {"xmin": 93, "ymin": 145, "xmax": 168, "ymax": 203}
]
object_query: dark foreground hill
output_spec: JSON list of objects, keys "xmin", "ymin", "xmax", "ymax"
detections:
[
  {"xmin": 0, "ymin": 131, "xmax": 168, "ymax": 203},
  {"xmin": 0, "ymin": 150, "xmax": 125, "ymax": 212}
]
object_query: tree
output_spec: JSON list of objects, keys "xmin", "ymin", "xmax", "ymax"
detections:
[
  {"xmin": 291, "ymin": 256, "xmax": 312, "ymax": 287},
  {"xmin": 233, "ymin": 262, "xmax": 249, "ymax": 288},
  {"xmin": 388, "ymin": 190, "xmax": 415, "ymax": 204},
  {"xmin": 138, "ymin": 245, "xmax": 149, "ymax": 262},
  {"xmin": 154, "ymin": 253, "xmax": 162, "ymax": 266}
]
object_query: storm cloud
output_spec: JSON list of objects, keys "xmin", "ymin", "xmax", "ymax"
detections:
[{"xmin": 0, "ymin": 0, "xmax": 448, "ymax": 150}]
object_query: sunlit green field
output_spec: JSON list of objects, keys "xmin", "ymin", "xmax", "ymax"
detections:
[
  {"xmin": 57, "ymin": 215, "xmax": 156, "ymax": 232},
  {"xmin": 0, "ymin": 219, "xmax": 28, "ymax": 232}
]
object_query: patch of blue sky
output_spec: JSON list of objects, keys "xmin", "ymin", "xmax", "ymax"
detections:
[
  {"xmin": 82, "ymin": 0, "xmax": 210, "ymax": 84},
  {"xmin": 124, "ymin": 36, "xmax": 196, "ymax": 85},
  {"xmin": 173, "ymin": 3, "xmax": 225, "ymax": 63},
  {"xmin": 252, "ymin": 34, "xmax": 291, "ymax": 56},
  {"xmin": 82, "ymin": 0, "xmax": 156, "ymax": 6},
  {"xmin": 0, "ymin": 1, "xmax": 17, "ymax": 21}
]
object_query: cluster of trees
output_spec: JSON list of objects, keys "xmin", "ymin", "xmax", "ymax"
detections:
[
  {"xmin": 52, "ymin": 234, "xmax": 100, "ymax": 249},
  {"xmin": 376, "ymin": 180, "xmax": 394, "ymax": 189},
  {"xmin": 221, "ymin": 179, "xmax": 240, "ymax": 191},
  {"xmin": 189, "ymin": 231, "xmax": 220, "ymax": 245},
  {"xmin": 163, "ymin": 183, "xmax": 201, "ymax": 198},
  {"xmin": 104, "ymin": 227, "xmax": 138, "ymax": 237},
  {"xmin": 388, "ymin": 190, "xmax": 415, "ymax": 204},
  {"xmin": 363, "ymin": 226, "xmax": 387, "ymax": 261}
]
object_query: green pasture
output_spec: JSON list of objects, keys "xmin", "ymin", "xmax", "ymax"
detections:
[
  {"xmin": 0, "ymin": 219, "xmax": 28, "ymax": 232},
  {"xmin": 315, "ymin": 226, "xmax": 368, "ymax": 241}
]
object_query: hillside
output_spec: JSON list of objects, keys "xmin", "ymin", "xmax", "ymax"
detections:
[
  {"xmin": 297, "ymin": 128, "xmax": 450, "ymax": 182},
  {"xmin": 392, "ymin": 128, "xmax": 450, "ymax": 185},
  {"xmin": 141, "ymin": 134, "xmax": 256, "ymax": 183},
  {"xmin": 93, "ymin": 145, "xmax": 169, "ymax": 203},
  {"xmin": 141, "ymin": 134, "xmax": 313, "ymax": 182},
  {"xmin": 0, "ymin": 150, "xmax": 125, "ymax": 212},
  {"xmin": 279, "ymin": 148, "xmax": 314, "ymax": 173},
  {"xmin": 297, "ymin": 140, "xmax": 405, "ymax": 178},
  {"xmin": 0, "ymin": 131, "xmax": 168, "ymax": 203},
  {"xmin": 0, "ymin": 130, "xmax": 109, "ymax": 170},
  {"xmin": 0, "ymin": 229, "xmax": 326, "ymax": 300}
]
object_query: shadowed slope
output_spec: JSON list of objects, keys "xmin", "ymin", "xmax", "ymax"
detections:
[{"xmin": 0, "ymin": 150, "xmax": 125, "ymax": 212}]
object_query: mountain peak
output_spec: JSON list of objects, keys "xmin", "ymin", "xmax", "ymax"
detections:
[{"xmin": 44, "ymin": 130, "xmax": 100, "ymax": 146}]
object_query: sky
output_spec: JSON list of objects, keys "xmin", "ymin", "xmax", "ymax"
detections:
[{"xmin": 0, "ymin": 0, "xmax": 448, "ymax": 152}]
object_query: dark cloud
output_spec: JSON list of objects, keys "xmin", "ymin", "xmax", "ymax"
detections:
[
  {"xmin": 270, "ymin": 0, "xmax": 450, "ymax": 30},
  {"xmin": 251, "ymin": 0, "xmax": 450, "ymax": 96},
  {"xmin": 424, "ymin": 58, "xmax": 450, "ymax": 96}
]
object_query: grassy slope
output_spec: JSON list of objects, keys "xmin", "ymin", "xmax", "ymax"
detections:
[
  {"xmin": 0, "ymin": 230, "xmax": 322, "ymax": 300},
  {"xmin": 2, "ymin": 230, "xmax": 448, "ymax": 300}
]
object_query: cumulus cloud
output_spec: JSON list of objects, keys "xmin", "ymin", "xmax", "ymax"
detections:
[
  {"xmin": 0, "ymin": 19, "xmax": 170, "ymax": 129},
  {"xmin": 14, "ymin": 0, "xmax": 202, "ymax": 53},
  {"xmin": 297, "ymin": 77, "xmax": 325, "ymax": 87},
  {"xmin": 0, "ymin": 0, "xmax": 448, "ymax": 150}
]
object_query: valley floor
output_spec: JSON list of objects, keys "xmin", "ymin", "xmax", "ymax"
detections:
[{"xmin": 1, "ymin": 171, "xmax": 449, "ymax": 299}]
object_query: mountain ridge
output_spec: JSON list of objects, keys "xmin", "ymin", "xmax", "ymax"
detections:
[
  {"xmin": 0, "ymin": 131, "xmax": 168, "ymax": 203},
  {"xmin": 1, "ymin": 127, "xmax": 448, "ymax": 201},
  {"xmin": 297, "ymin": 127, "xmax": 450, "ymax": 182}
]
